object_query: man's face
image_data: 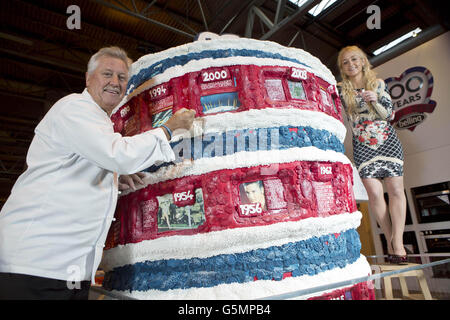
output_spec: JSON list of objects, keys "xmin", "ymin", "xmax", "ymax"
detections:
[
  {"xmin": 244, "ymin": 183, "xmax": 265, "ymax": 204},
  {"xmin": 86, "ymin": 56, "xmax": 128, "ymax": 115}
]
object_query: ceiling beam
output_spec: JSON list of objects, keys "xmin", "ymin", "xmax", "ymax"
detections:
[
  {"xmin": 197, "ymin": 0, "xmax": 209, "ymax": 31},
  {"xmin": 92, "ymin": 0, "xmax": 197, "ymax": 39},
  {"xmin": 274, "ymin": 0, "xmax": 287, "ymax": 25},
  {"xmin": 330, "ymin": 0, "xmax": 379, "ymax": 30},
  {"xmin": 206, "ymin": 0, "xmax": 235, "ymax": 30},
  {"xmin": 4, "ymin": 0, "xmax": 165, "ymax": 55},
  {"xmin": 0, "ymin": 45, "xmax": 86, "ymax": 74},
  {"xmin": 260, "ymin": 0, "xmax": 321, "ymax": 40},
  {"xmin": 0, "ymin": 115, "xmax": 39, "ymax": 126},
  {"xmin": 220, "ymin": 0, "xmax": 267, "ymax": 35}
]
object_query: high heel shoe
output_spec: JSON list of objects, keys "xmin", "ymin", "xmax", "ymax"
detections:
[
  {"xmin": 388, "ymin": 240, "xmax": 408, "ymax": 265},
  {"xmin": 388, "ymin": 254, "xmax": 408, "ymax": 265}
]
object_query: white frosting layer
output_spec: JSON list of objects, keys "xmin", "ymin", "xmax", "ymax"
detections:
[
  {"xmin": 109, "ymin": 254, "xmax": 372, "ymax": 300},
  {"xmin": 121, "ymin": 146, "xmax": 351, "ymax": 195},
  {"xmin": 101, "ymin": 211, "xmax": 362, "ymax": 272},
  {"xmin": 171, "ymin": 107, "xmax": 346, "ymax": 143},
  {"xmin": 131, "ymin": 39, "xmax": 332, "ymax": 81}
]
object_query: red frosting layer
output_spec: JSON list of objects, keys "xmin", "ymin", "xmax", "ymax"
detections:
[
  {"xmin": 111, "ymin": 65, "xmax": 343, "ymax": 136},
  {"xmin": 308, "ymin": 281, "xmax": 375, "ymax": 300},
  {"xmin": 105, "ymin": 160, "xmax": 356, "ymax": 249}
]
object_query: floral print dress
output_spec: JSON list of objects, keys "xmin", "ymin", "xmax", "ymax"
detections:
[{"xmin": 339, "ymin": 81, "xmax": 404, "ymax": 179}]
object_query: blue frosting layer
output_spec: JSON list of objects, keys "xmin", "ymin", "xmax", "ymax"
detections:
[
  {"xmin": 144, "ymin": 125, "xmax": 344, "ymax": 173},
  {"xmin": 127, "ymin": 48, "xmax": 311, "ymax": 95},
  {"xmin": 102, "ymin": 229, "xmax": 361, "ymax": 292}
]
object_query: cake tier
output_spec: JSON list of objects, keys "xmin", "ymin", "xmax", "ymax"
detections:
[
  {"xmin": 102, "ymin": 210, "xmax": 372, "ymax": 299},
  {"xmin": 104, "ymin": 256, "xmax": 373, "ymax": 300},
  {"xmin": 122, "ymin": 38, "xmax": 335, "ymax": 100},
  {"xmin": 104, "ymin": 228, "xmax": 362, "ymax": 290},
  {"xmin": 102, "ymin": 210, "xmax": 361, "ymax": 270},
  {"xmin": 104, "ymin": 159, "xmax": 356, "ymax": 248},
  {"xmin": 111, "ymin": 63, "xmax": 343, "ymax": 139},
  {"xmin": 102, "ymin": 220, "xmax": 372, "ymax": 300},
  {"xmin": 144, "ymin": 108, "xmax": 346, "ymax": 175}
]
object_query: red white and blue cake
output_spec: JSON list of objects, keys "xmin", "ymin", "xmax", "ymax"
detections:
[{"xmin": 101, "ymin": 33, "xmax": 374, "ymax": 300}]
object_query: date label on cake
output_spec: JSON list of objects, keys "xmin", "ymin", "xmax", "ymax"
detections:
[
  {"xmin": 157, "ymin": 188, "xmax": 205, "ymax": 233},
  {"xmin": 173, "ymin": 188, "xmax": 195, "ymax": 207},
  {"xmin": 201, "ymin": 68, "xmax": 231, "ymax": 83},
  {"xmin": 123, "ymin": 107, "xmax": 139, "ymax": 136},
  {"xmin": 313, "ymin": 181, "xmax": 335, "ymax": 215},
  {"xmin": 317, "ymin": 164, "xmax": 333, "ymax": 180},
  {"xmin": 148, "ymin": 83, "xmax": 170, "ymax": 101},
  {"xmin": 239, "ymin": 203, "xmax": 263, "ymax": 216},
  {"xmin": 290, "ymin": 67, "xmax": 307, "ymax": 80}
]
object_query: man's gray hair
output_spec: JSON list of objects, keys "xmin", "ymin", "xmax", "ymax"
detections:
[{"xmin": 87, "ymin": 46, "xmax": 133, "ymax": 75}]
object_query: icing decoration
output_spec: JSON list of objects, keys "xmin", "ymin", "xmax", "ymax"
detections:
[
  {"xmin": 102, "ymin": 229, "xmax": 361, "ymax": 292},
  {"xmin": 308, "ymin": 281, "xmax": 375, "ymax": 300},
  {"xmin": 104, "ymin": 160, "xmax": 357, "ymax": 248},
  {"xmin": 101, "ymin": 212, "xmax": 362, "ymax": 271},
  {"xmin": 105, "ymin": 256, "xmax": 371, "ymax": 300}
]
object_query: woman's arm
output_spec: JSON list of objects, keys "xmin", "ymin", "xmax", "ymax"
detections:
[{"xmin": 361, "ymin": 79, "xmax": 394, "ymax": 120}]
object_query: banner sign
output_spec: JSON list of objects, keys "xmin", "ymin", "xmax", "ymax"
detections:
[{"xmin": 385, "ymin": 66, "xmax": 436, "ymax": 131}]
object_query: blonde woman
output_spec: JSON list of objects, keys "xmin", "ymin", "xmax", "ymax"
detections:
[{"xmin": 337, "ymin": 46, "xmax": 407, "ymax": 264}]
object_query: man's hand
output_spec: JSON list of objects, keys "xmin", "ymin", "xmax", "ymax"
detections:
[
  {"xmin": 164, "ymin": 108, "xmax": 196, "ymax": 133},
  {"xmin": 118, "ymin": 172, "xmax": 146, "ymax": 191}
]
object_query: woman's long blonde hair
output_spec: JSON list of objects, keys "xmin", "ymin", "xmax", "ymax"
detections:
[{"xmin": 337, "ymin": 46, "xmax": 379, "ymax": 117}]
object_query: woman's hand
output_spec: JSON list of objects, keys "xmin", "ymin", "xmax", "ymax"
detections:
[
  {"xmin": 360, "ymin": 90, "xmax": 378, "ymax": 103},
  {"xmin": 119, "ymin": 172, "xmax": 146, "ymax": 191}
]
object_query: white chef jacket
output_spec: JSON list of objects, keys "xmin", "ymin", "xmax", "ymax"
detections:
[{"xmin": 0, "ymin": 89, "xmax": 175, "ymax": 283}]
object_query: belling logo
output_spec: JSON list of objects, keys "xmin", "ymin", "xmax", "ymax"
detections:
[
  {"xmin": 397, "ymin": 113, "xmax": 426, "ymax": 130},
  {"xmin": 385, "ymin": 66, "xmax": 436, "ymax": 131}
]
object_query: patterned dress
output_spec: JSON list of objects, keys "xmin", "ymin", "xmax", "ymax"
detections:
[{"xmin": 338, "ymin": 80, "xmax": 404, "ymax": 179}]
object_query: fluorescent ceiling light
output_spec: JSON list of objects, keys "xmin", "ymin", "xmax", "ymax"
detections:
[
  {"xmin": 288, "ymin": 0, "xmax": 339, "ymax": 17},
  {"xmin": 288, "ymin": 0, "xmax": 309, "ymax": 8},
  {"xmin": 372, "ymin": 27, "xmax": 422, "ymax": 56},
  {"xmin": 308, "ymin": 0, "xmax": 339, "ymax": 16}
]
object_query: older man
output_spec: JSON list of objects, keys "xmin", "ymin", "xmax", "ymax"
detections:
[{"xmin": 0, "ymin": 47, "xmax": 195, "ymax": 299}]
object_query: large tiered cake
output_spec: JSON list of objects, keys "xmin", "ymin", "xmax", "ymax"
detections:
[{"xmin": 100, "ymin": 33, "xmax": 374, "ymax": 300}]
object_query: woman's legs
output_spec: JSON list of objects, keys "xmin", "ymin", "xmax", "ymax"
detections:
[
  {"xmin": 362, "ymin": 178, "xmax": 393, "ymax": 254},
  {"xmin": 384, "ymin": 176, "xmax": 407, "ymax": 256}
]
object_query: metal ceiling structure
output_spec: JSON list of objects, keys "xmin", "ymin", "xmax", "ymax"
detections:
[{"xmin": 0, "ymin": 0, "xmax": 448, "ymax": 207}]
